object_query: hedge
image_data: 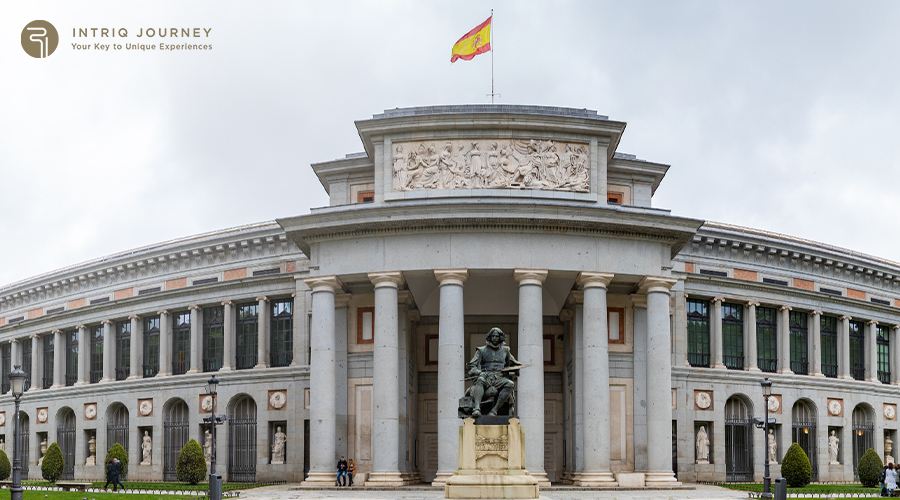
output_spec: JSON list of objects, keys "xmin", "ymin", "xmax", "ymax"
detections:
[
  {"xmin": 176, "ymin": 439, "xmax": 207, "ymax": 485},
  {"xmin": 858, "ymin": 447, "xmax": 883, "ymax": 488},
  {"xmin": 781, "ymin": 442, "xmax": 811, "ymax": 487},
  {"xmin": 41, "ymin": 442, "xmax": 63, "ymax": 483}
]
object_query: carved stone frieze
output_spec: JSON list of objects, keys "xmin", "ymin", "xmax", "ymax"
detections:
[{"xmin": 392, "ymin": 139, "xmax": 590, "ymax": 193}]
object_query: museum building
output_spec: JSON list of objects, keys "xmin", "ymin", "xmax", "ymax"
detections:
[{"xmin": 0, "ymin": 105, "xmax": 898, "ymax": 486}]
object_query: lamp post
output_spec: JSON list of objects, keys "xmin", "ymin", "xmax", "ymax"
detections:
[
  {"xmin": 761, "ymin": 377, "xmax": 773, "ymax": 499},
  {"xmin": 203, "ymin": 376, "xmax": 225, "ymax": 500},
  {"xmin": 9, "ymin": 365, "xmax": 26, "ymax": 500}
]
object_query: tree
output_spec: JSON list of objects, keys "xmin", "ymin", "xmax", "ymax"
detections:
[
  {"xmin": 0, "ymin": 449, "xmax": 10, "ymax": 481},
  {"xmin": 858, "ymin": 447, "xmax": 884, "ymax": 488},
  {"xmin": 41, "ymin": 442, "xmax": 64, "ymax": 483},
  {"xmin": 176, "ymin": 439, "xmax": 207, "ymax": 485},
  {"xmin": 105, "ymin": 442, "xmax": 129, "ymax": 479},
  {"xmin": 781, "ymin": 442, "xmax": 811, "ymax": 487}
]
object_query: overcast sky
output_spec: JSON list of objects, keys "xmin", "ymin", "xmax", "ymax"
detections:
[{"xmin": 3, "ymin": 1, "xmax": 900, "ymax": 288}]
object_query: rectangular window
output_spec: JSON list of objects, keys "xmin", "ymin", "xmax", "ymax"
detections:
[
  {"xmin": 236, "ymin": 303, "xmax": 259, "ymax": 370},
  {"xmin": 821, "ymin": 316, "xmax": 838, "ymax": 378},
  {"xmin": 270, "ymin": 299, "xmax": 293, "ymax": 367},
  {"xmin": 90, "ymin": 325, "xmax": 103, "ymax": 383},
  {"xmin": 608, "ymin": 192, "xmax": 623, "ymax": 204},
  {"xmin": 608, "ymin": 307, "xmax": 625, "ymax": 344},
  {"xmin": 543, "ymin": 334, "xmax": 556, "ymax": 365},
  {"xmin": 203, "ymin": 306, "xmax": 224, "ymax": 372},
  {"xmin": 172, "ymin": 312, "xmax": 191, "ymax": 375},
  {"xmin": 878, "ymin": 325, "xmax": 890, "ymax": 384},
  {"xmin": 722, "ymin": 303, "xmax": 744, "ymax": 370},
  {"xmin": 357, "ymin": 191, "xmax": 375, "ymax": 203},
  {"xmin": 357, "ymin": 307, "xmax": 374, "ymax": 344},
  {"xmin": 115, "ymin": 321, "xmax": 131, "ymax": 381},
  {"xmin": 43, "ymin": 336, "xmax": 54, "ymax": 389},
  {"xmin": 425, "ymin": 334, "xmax": 439, "ymax": 365},
  {"xmin": 22, "ymin": 338, "xmax": 32, "ymax": 392},
  {"xmin": 1, "ymin": 344, "xmax": 9, "ymax": 393},
  {"xmin": 789, "ymin": 311, "xmax": 808, "ymax": 375},
  {"xmin": 849, "ymin": 320, "xmax": 865, "ymax": 381},
  {"xmin": 687, "ymin": 299, "xmax": 710, "ymax": 367},
  {"xmin": 756, "ymin": 307, "xmax": 777, "ymax": 373},
  {"xmin": 65, "ymin": 330, "xmax": 78, "ymax": 386},
  {"xmin": 143, "ymin": 316, "xmax": 160, "ymax": 378}
]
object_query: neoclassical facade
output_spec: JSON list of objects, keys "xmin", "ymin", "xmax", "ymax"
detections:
[{"xmin": 0, "ymin": 105, "xmax": 897, "ymax": 486}]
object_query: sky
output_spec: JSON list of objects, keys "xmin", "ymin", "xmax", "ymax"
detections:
[{"xmin": 3, "ymin": 1, "xmax": 900, "ymax": 288}]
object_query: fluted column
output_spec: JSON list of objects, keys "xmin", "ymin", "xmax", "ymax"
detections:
[
  {"xmin": 52, "ymin": 329, "xmax": 63, "ymax": 388},
  {"xmin": 867, "ymin": 320, "xmax": 879, "ymax": 382},
  {"xmin": 810, "ymin": 311, "xmax": 824, "ymax": 377},
  {"xmin": 28, "ymin": 334, "xmax": 41, "ymax": 392},
  {"xmin": 188, "ymin": 305, "xmax": 202, "ymax": 373},
  {"xmin": 514, "ymin": 268, "xmax": 550, "ymax": 486},
  {"xmin": 101, "ymin": 320, "xmax": 114, "ymax": 382},
  {"xmin": 778, "ymin": 306, "xmax": 793, "ymax": 374},
  {"xmin": 840, "ymin": 315, "xmax": 852, "ymax": 379},
  {"xmin": 746, "ymin": 302, "xmax": 760, "ymax": 371},
  {"xmin": 301, "ymin": 275, "xmax": 343, "ymax": 486},
  {"xmin": 642, "ymin": 276, "xmax": 681, "ymax": 486},
  {"xmin": 892, "ymin": 325, "xmax": 900, "ymax": 385},
  {"xmin": 129, "ymin": 315, "xmax": 141, "ymax": 379},
  {"xmin": 158, "ymin": 310, "xmax": 171, "ymax": 376},
  {"xmin": 366, "ymin": 271, "xmax": 406, "ymax": 486},
  {"xmin": 221, "ymin": 301, "xmax": 235, "ymax": 371},
  {"xmin": 432, "ymin": 268, "xmax": 468, "ymax": 487},
  {"xmin": 75, "ymin": 325, "xmax": 89, "ymax": 385},
  {"xmin": 573, "ymin": 271, "xmax": 617, "ymax": 486},
  {"xmin": 255, "ymin": 296, "xmax": 269, "ymax": 368},
  {"xmin": 710, "ymin": 298, "xmax": 726, "ymax": 369}
]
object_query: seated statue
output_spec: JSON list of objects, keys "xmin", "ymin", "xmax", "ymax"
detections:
[{"xmin": 458, "ymin": 327, "xmax": 522, "ymax": 419}]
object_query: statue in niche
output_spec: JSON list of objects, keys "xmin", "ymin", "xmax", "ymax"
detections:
[
  {"xmin": 37, "ymin": 437, "xmax": 47, "ymax": 466},
  {"xmin": 887, "ymin": 435, "xmax": 894, "ymax": 465},
  {"xmin": 767, "ymin": 428, "xmax": 778, "ymax": 464},
  {"xmin": 141, "ymin": 431, "xmax": 152, "ymax": 465},
  {"xmin": 696, "ymin": 426, "xmax": 710, "ymax": 464},
  {"xmin": 271, "ymin": 426, "xmax": 287, "ymax": 465},
  {"xmin": 86, "ymin": 435, "xmax": 96, "ymax": 466},
  {"xmin": 0, "ymin": 437, "xmax": 5, "ymax": 453},
  {"xmin": 203, "ymin": 429, "xmax": 213, "ymax": 463},
  {"xmin": 829, "ymin": 430, "xmax": 840, "ymax": 464},
  {"xmin": 393, "ymin": 146, "xmax": 409, "ymax": 190},
  {"xmin": 458, "ymin": 327, "xmax": 524, "ymax": 419}
]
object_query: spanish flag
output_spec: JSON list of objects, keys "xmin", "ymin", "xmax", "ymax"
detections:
[{"xmin": 450, "ymin": 16, "xmax": 491, "ymax": 63}]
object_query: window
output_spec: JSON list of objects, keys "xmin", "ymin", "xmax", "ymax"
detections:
[
  {"xmin": 357, "ymin": 307, "xmax": 374, "ymax": 344},
  {"xmin": 115, "ymin": 321, "xmax": 131, "ymax": 381},
  {"xmin": 270, "ymin": 299, "xmax": 293, "ymax": 367},
  {"xmin": 543, "ymin": 334, "xmax": 556, "ymax": 365},
  {"xmin": 425, "ymin": 334, "xmax": 439, "ymax": 365},
  {"xmin": 849, "ymin": 320, "xmax": 865, "ymax": 381},
  {"xmin": 42, "ymin": 336, "xmax": 54, "ymax": 389},
  {"xmin": 203, "ymin": 306, "xmax": 224, "ymax": 372},
  {"xmin": 821, "ymin": 316, "xmax": 838, "ymax": 378},
  {"xmin": 878, "ymin": 325, "xmax": 890, "ymax": 384},
  {"xmin": 172, "ymin": 312, "xmax": 190, "ymax": 375},
  {"xmin": 143, "ymin": 316, "xmax": 160, "ymax": 378},
  {"xmin": 65, "ymin": 330, "xmax": 78, "ymax": 386},
  {"xmin": 1, "ymin": 344, "xmax": 9, "ymax": 393},
  {"xmin": 687, "ymin": 299, "xmax": 710, "ymax": 367},
  {"xmin": 608, "ymin": 307, "xmax": 625, "ymax": 344},
  {"xmin": 789, "ymin": 311, "xmax": 808, "ymax": 375},
  {"xmin": 722, "ymin": 303, "xmax": 744, "ymax": 370},
  {"xmin": 756, "ymin": 307, "xmax": 777, "ymax": 373},
  {"xmin": 90, "ymin": 325, "xmax": 103, "ymax": 383},
  {"xmin": 236, "ymin": 303, "xmax": 259, "ymax": 370},
  {"xmin": 607, "ymin": 192, "xmax": 623, "ymax": 204},
  {"xmin": 357, "ymin": 191, "xmax": 375, "ymax": 203},
  {"xmin": 22, "ymin": 338, "xmax": 32, "ymax": 392}
]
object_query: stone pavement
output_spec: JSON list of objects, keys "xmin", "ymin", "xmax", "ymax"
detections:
[{"xmin": 237, "ymin": 484, "xmax": 750, "ymax": 500}]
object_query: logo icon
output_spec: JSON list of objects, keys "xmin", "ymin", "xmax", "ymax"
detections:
[{"xmin": 21, "ymin": 20, "xmax": 59, "ymax": 58}]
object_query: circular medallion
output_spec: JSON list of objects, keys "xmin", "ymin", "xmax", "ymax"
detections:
[
  {"xmin": 84, "ymin": 404, "xmax": 97, "ymax": 420},
  {"xmin": 694, "ymin": 392, "xmax": 711, "ymax": 410},
  {"xmin": 0, "ymin": 413, "xmax": 6, "ymax": 426},
  {"xmin": 829, "ymin": 400, "xmax": 842, "ymax": 416},
  {"xmin": 886, "ymin": 406, "xmax": 896, "ymax": 420},
  {"xmin": 139, "ymin": 400, "xmax": 153, "ymax": 416},
  {"xmin": 37, "ymin": 408, "xmax": 48, "ymax": 423},
  {"xmin": 201, "ymin": 395, "xmax": 214, "ymax": 412},
  {"xmin": 269, "ymin": 392, "xmax": 286, "ymax": 410},
  {"xmin": 767, "ymin": 397, "xmax": 780, "ymax": 413}
]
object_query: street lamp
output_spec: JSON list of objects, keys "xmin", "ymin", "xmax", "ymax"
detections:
[
  {"xmin": 203, "ymin": 376, "xmax": 225, "ymax": 500},
  {"xmin": 9, "ymin": 365, "xmax": 26, "ymax": 500},
  {"xmin": 761, "ymin": 377, "xmax": 773, "ymax": 500}
]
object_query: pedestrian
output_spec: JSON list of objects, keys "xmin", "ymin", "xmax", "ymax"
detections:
[
  {"xmin": 348, "ymin": 458, "xmax": 356, "ymax": 486},
  {"xmin": 103, "ymin": 457, "xmax": 125, "ymax": 491},
  {"xmin": 883, "ymin": 465, "xmax": 890, "ymax": 497},
  {"xmin": 113, "ymin": 457, "xmax": 126, "ymax": 491},
  {"xmin": 887, "ymin": 463, "xmax": 898, "ymax": 497},
  {"xmin": 336, "ymin": 456, "xmax": 348, "ymax": 486}
]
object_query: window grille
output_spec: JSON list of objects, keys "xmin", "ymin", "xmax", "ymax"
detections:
[
  {"xmin": 172, "ymin": 312, "xmax": 191, "ymax": 375},
  {"xmin": 42, "ymin": 336, "xmax": 54, "ymax": 389},
  {"xmin": 792, "ymin": 400, "xmax": 818, "ymax": 481},
  {"xmin": 852, "ymin": 406, "xmax": 874, "ymax": 479},
  {"xmin": 107, "ymin": 404, "xmax": 130, "ymax": 477},
  {"xmin": 163, "ymin": 400, "xmax": 189, "ymax": 481},
  {"xmin": 270, "ymin": 299, "xmax": 294, "ymax": 367},
  {"xmin": 725, "ymin": 397, "xmax": 754, "ymax": 482},
  {"xmin": 116, "ymin": 320, "xmax": 131, "ymax": 381},
  {"xmin": 877, "ymin": 325, "xmax": 890, "ymax": 384},
  {"xmin": 228, "ymin": 396, "xmax": 258, "ymax": 482},
  {"xmin": 849, "ymin": 321, "xmax": 865, "ymax": 381},
  {"xmin": 1, "ymin": 344, "xmax": 9, "ymax": 393},
  {"xmin": 236, "ymin": 303, "xmax": 259, "ymax": 370},
  {"xmin": 203, "ymin": 306, "xmax": 224, "ymax": 372},
  {"xmin": 789, "ymin": 311, "xmax": 808, "ymax": 375},
  {"xmin": 22, "ymin": 338, "xmax": 32, "ymax": 391},
  {"xmin": 722, "ymin": 303, "xmax": 744, "ymax": 370},
  {"xmin": 143, "ymin": 316, "xmax": 160, "ymax": 377},
  {"xmin": 686, "ymin": 299, "xmax": 710, "ymax": 368},
  {"xmin": 65, "ymin": 330, "xmax": 78, "ymax": 386},
  {"xmin": 756, "ymin": 307, "xmax": 777, "ymax": 373},
  {"xmin": 58, "ymin": 409, "xmax": 76, "ymax": 480},
  {"xmin": 90, "ymin": 326, "xmax": 103, "ymax": 383},
  {"xmin": 821, "ymin": 316, "xmax": 838, "ymax": 378}
]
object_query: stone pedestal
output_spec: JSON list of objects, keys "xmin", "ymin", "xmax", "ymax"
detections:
[{"xmin": 445, "ymin": 418, "xmax": 539, "ymax": 499}]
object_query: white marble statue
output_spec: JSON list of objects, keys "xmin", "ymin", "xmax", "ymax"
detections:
[
  {"xmin": 37, "ymin": 438, "xmax": 47, "ymax": 466},
  {"xmin": 203, "ymin": 429, "xmax": 212, "ymax": 463},
  {"xmin": 141, "ymin": 430, "xmax": 152, "ymax": 465},
  {"xmin": 85, "ymin": 435, "xmax": 96, "ymax": 466},
  {"xmin": 271, "ymin": 426, "xmax": 286, "ymax": 465},
  {"xmin": 0, "ymin": 437, "xmax": 5, "ymax": 453},
  {"xmin": 887, "ymin": 436, "xmax": 895, "ymax": 465},
  {"xmin": 767, "ymin": 429, "xmax": 778, "ymax": 464},
  {"xmin": 696, "ymin": 426, "xmax": 710, "ymax": 464},
  {"xmin": 829, "ymin": 430, "xmax": 840, "ymax": 464}
]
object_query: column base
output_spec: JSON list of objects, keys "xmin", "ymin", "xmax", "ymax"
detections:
[
  {"xmin": 187, "ymin": 368, "xmax": 200, "ymax": 374},
  {"xmin": 530, "ymin": 472, "xmax": 550, "ymax": 487},
  {"xmin": 100, "ymin": 377, "xmax": 114, "ymax": 383},
  {"xmin": 74, "ymin": 381, "xmax": 89, "ymax": 386},
  {"xmin": 713, "ymin": 363, "xmax": 727, "ymax": 370},
  {"xmin": 746, "ymin": 366, "xmax": 761, "ymax": 372},
  {"xmin": 778, "ymin": 369, "xmax": 794, "ymax": 375},
  {"xmin": 219, "ymin": 366, "xmax": 233, "ymax": 372},
  {"xmin": 868, "ymin": 377, "xmax": 881, "ymax": 383},
  {"xmin": 840, "ymin": 374, "xmax": 854, "ymax": 380},
  {"xmin": 155, "ymin": 371, "xmax": 171, "ymax": 377},
  {"xmin": 571, "ymin": 471, "xmax": 617, "ymax": 486},
  {"xmin": 644, "ymin": 471, "xmax": 682, "ymax": 486},
  {"xmin": 253, "ymin": 363, "xmax": 269, "ymax": 369},
  {"xmin": 432, "ymin": 471, "xmax": 453, "ymax": 487},
  {"xmin": 399, "ymin": 471, "xmax": 421, "ymax": 484},
  {"xmin": 301, "ymin": 472, "xmax": 340, "ymax": 486},
  {"xmin": 365, "ymin": 472, "xmax": 413, "ymax": 486},
  {"xmin": 127, "ymin": 375, "xmax": 140, "ymax": 380},
  {"xmin": 51, "ymin": 383, "xmax": 63, "ymax": 388},
  {"xmin": 812, "ymin": 371, "xmax": 826, "ymax": 378}
]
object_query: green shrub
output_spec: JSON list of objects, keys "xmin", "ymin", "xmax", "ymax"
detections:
[
  {"xmin": 41, "ymin": 442, "xmax": 64, "ymax": 483},
  {"xmin": 0, "ymin": 449, "xmax": 10, "ymax": 480},
  {"xmin": 781, "ymin": 442, "xmax": 811, "ymax": 487},
  {"xmin": 104, "ymin": 442, "xmax": 129, "ymax": 479},
  {"xmin": 858, "ymin": 447, "xmax": 883, "ymax": 487},
  {"xmin": 176, "ymin": 439, "xmax": 207, "ymax": 485}
]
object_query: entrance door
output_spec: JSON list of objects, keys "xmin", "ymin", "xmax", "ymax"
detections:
[
  {"xmin": 852, "ymin": 405, "xmax": 874, "ymax": 480},
  {"xmin": 792, "ymin": 400, "xmax": 818, "ymax": 481},
  {"xmin": 18, "ymin": 414, "xmax": 29, "ymax": 478},
  {"xmin": 228, "ymin": 396, "xmax": 257, "ymax": 482},
  {"xmin": 163, "ymin": 400, "xmax": 189, "ymax": 481},
  {"xmin": 57, "ymin": 409, "xmax": 76, "ymax": 480},
  {"xmin": 724, "ymin": 397, "xmax": 754, "ymax": 482}
]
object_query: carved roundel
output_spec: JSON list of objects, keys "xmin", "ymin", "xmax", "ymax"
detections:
[
  {"xmin": 269, "ymin": 391, "xmax": 286, "ymax": 410},
  {"xmin": 201, "ymin": 395, "xmax": 214, "ymax": 413},
  {"xmin": 695, "ymin": 392, "xmax": 711, "ymax": 410},
  {"xmin": 886, "ymin": 405, "xmax": 897, "ymax": 420},
  {"xmin": 139, "ymin": 400, "xmax": 153, "ymax": 416},
  {"xmin": 37, "ymin": 408, "xmax": 48, "ymax": 423},
  {"xmin": 84, "ymin": 404, "xmax": 97, "ymax": 420},
  {"xmin": 828, "ymin": 400, "xmax": 843, "ymax": 416},
  {"xmin": 0, "ymin": 412, "xmax": 6, "ymax": 426},
  {"xmin": 767, "ymin": 396, "xmax": 780, "ymax": 413}
]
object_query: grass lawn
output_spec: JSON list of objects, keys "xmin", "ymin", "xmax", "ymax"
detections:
[
  {"xmin": 0, "ymin": 491, "xmax": 198, "ymax": 500},
  {"xmin": 721, "ymin": 482, "xmax": 880, "ymax": 494},
  {"xmin": 22, "ymin": 480, "xmax": 261, "ymax": 492}
]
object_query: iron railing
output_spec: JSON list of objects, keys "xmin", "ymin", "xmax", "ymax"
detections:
[
  {"xmin": 725, "ymin": 418, "xmax": 754, "ymax": 482},
  {"xmin": 724, "ymin": 355, "xmax": 744, "ymax": 370},
  {"xmin": 758, "ymin": 358, "xmax": 777, "ymax": 373},
  {"xmin": 172, "ymin": 360, "xmax": 188, "ymax": 376},
  {"xmin": 791, "ymin": 361, "xmax": 809, "ymax": 375},
  {"xmin": 270, "ymin": 351, "xmax": 293, "ymax": 368},
  {"xmin": 58, "ymin": 422, "xmax": 76, "ymax": 480},
  {"xmin": 228, "ymin": 417, "xmax": 257, "ymax": 482},
  {"xmin": 90, "ymin": 369, "xmax": 102, "ymax": 384}
]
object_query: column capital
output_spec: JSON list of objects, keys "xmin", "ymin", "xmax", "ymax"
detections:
[
  {"xmin": 157, "ymin": 309, "xmax": 169, "ymax": 316},
  {"xmin": 811, "ymin": 310, "xmax": 823, "ymax": 316},
  {"xmin": 780, "ymin": 305, "xmax": 793, "ymax": 312},
  {"xmin": 567, "ymin": 290, "xmax": 584, "ymax": 305},
  {"xmin": 76, "ymin": 324, "xmax": 87, "ymax": 330},
  {"xmin": 893, "ymin": 324, "xmax": 900, "ymax": 330},
  {"xmin": 638, "ymin": 276, "xmax": 677, "ymax": 294},
  {"xmin": 51, "ymin": 329, "xmax": 62, "ymax": 335},
  {"xmin": 747, "ymin": 301, "xmax": 760, "ymax": 307},
  {"xmin": 408, "ymin": 309, "xmax": 421, "ymax": 322},
  {"xmin": 369, "ymin": 271, "xmax": 405, "ymax": 289},
  {"xmin": 255, "ymin": 296, "xmax": 268, "ymax": 303},
  {"xmin": 305, "ymin": 275, "xmax": 344, "ymax": 293},
  {"xmin": 188, "ymin": 304, "xmax": 201, "ymax": 311},
  {"xmin": 630, "ymin": 294, "xmax": 647, "ymax": 308},
  {"xmin": 221, "ymin": 300, "xmax": 235, "ymax": 307},
  {"xmin": 9, "ymin": 339, "xmax": 17, "ymax": 345},
  {"xmin": 101, "ymin": 319, "xmax": 113, "ymax": 326},
  {"xmin": 868, "ymin": 319, "xmax": 879, "ymax": 326},
  {"xmin": 29, "ymin": 334, "xmax": 40, "ymax": 340},
  {"xmin": 434, "ymin": 268, "xmax": 468, "ymax": 286},
  {"xmin": 577, "ymin": 271, "xmax": 614, "ymax": 289},
  {"xmin": 513, "ymin": 269, "xmax": 548, "ymax": 286},
  {"xmin": 334, "ymin": 293, "xmax": 351, "ymax": 308},
  {"xmin": 558, "ymin": 309, "xmax": 574, "ymax": 322},
  {"xmin": 128, "ymin": 314, "xmax": 140, "ymax": 321},
  {"xmin": 840, "ymin": 315, "xmax": 852, "ymax": 321},
  {"xmin": 711, "ymin": 297, "xmax": 725, "ymax": 304},
  {"xmin": 398, "ymin": 290, "xmax": 414, "ymax": 306}
]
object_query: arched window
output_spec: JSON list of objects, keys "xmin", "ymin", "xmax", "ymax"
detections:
[
  {"xmin": 18, "ymin": 412, "xmax": 29, "ymax": 478},
  {"xmin": 228, "ymin": 396, "xmax": 257, "ymax": 482},
  {"xmin": 107, "ymin": 404, "xmax": 130, "ymax": 457},
  {"xmin": 852, "ymin": 405, "xmax": 874, "ymax": 479},
  {"xmin": 163, "ymin": 400, "xmax": 189, "ymax": 481},
  {"xmin": 725, "ymin": 396, "xmax": 754, "ymax": 482},
  {"xmin": 57, "ymin": 408, "xmax": 76, "ymax": 480},
  {"xmin": 792, "ymin": 400, "xmax": 818, "ymax": 481}
]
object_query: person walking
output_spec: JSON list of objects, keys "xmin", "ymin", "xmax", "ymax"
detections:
[
  {"xmin": 103, "ymin": 457, "xmax": 125, "ymax": 491},
  {"xmin": 347, "ymin": 458, "xmax": 356, "ymax": 486},
  {"xmin": 886, "ymin": 463, "xmax": 898, "ymax": 497},
  {"xmin": 336, "ymin": 456, "xmax": 348, "ymax": 486}
]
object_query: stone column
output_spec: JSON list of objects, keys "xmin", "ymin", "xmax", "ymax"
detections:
[
  {"xmin": 292, "ymin": 279, "xmax": 310, "ymax": 366},
  {"xmin": 840, "ymin": 315, "xmax": 852, "ymax": 379},
  {"xmin": 867, "ymin": 320, "xmax": 879, "ymax": 383},
  {"xmin": 76, "ymin": 325, "xmax": 89, "ymax": 385},
  {"xmin": 642, "ymin": 276, "xmax": 681, "ymax": 485},
  {"xmin": 221, "ymin": 301, "xmax": 235, "ymax": 371},
  {"xmin": 334, "ymin": 294, "xmax": 349, "ymax": 460},
  {"xmin": 366, "ymin": 271, "xmax": 406, "ymax": 486},
  {"xmin": 630, "ymin": 294, "xmax": 649, "ymax": 473},
  {"xmin": 778, "ymin": 306, "xmax": 793, "ymax": 374},
  {"xmin": 810, "ymin": 311, "xmax": 824, "ymax": 377},
  {"xmin": 158, "ymin": 310, "xmax": 171, "ymax": 376},
  {"xmin": 52, "ymin": 329, "xmax": 63, "ymax": 388},
  {"xmin": 402, "ymin": 306, "xmax": 419, "ymax": 483},
  {"xmin": 255, "ymin": 296, "xmax": 269, "ymax": 368},
  {"xmin": 514, "ymin": 268, "xmax": 550, "ymax": 486},
  {"xmin": 432, "ymin": 268, "xmax": 468, "ymax": 487},
  {"xmin": 892, "ymin": 325, "xmax": 900, "ymax": 385},
  {"xmin": 28, "ymin": 334, "xmax": 41, "ymax": 392},
  {"xmin": 301, "ymin": 275, "xmax": 343, "ymax": 486},
  {"xmin": 9, "ymin": 340, "xmax": 18, "ymax": 372},
  {"xmin": 571, "ymin": 293, "xmax": 585, "ymax": 475},
  {"xmin": 188, "ymin": 305, "xmax": 202, "ymax": 373},
  {"xmin": 746, "ymin": 302, "xmax": 760, "ymax": 371},
  {"xmin": 101, "ymin": 320, "xmax": 114, "ymax": 382},
  {"xmin": 573, "ymin": 271, "xmax": 617, "ymax": 486},
  {"xmin": 710, "ymin": 298, "xmax": 726, "ymax": 369},
  {"xmin": 129, "ymin": 315, "xmax": 141, "ymax": 379}
]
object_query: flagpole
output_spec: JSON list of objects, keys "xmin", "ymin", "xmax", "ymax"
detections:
[{"xmin": 491, "ymin": 9, "xmax": 494, "ymax": 104}]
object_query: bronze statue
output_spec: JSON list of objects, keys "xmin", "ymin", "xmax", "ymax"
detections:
[{"xmin": 458, "ymin": 327, "xmax": 523, "ymax": 419}]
